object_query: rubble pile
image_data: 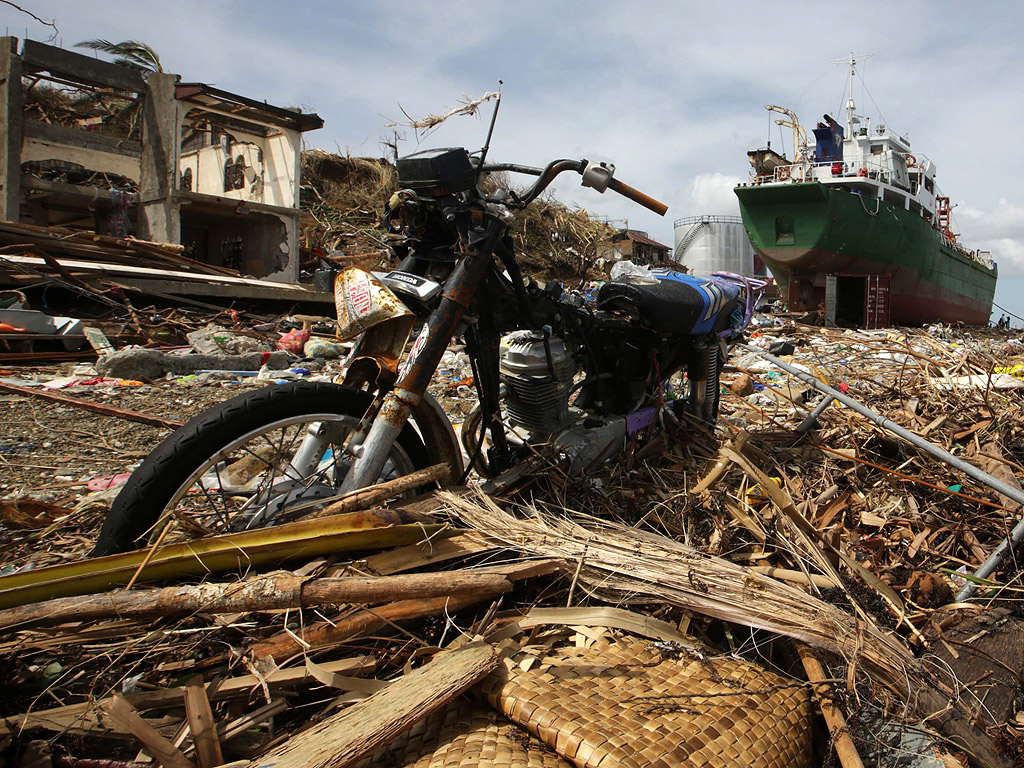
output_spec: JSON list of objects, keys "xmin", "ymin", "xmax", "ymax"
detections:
[
  {"xmin": 300, "ymin": 151, "xmax": 399, "ymax": 270},
  {"xmin": 299, "ymin": 151, "xmax": 619, "ymax": 281},
  {"xmin": 1, "ymin": 314, "xmax": 1024, "ymax": 768},
  {"xmin": 22, "ymin": 83, "xmax": 137, "ymax": 141}
]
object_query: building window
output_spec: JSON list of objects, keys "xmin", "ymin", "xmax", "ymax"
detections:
[{"xmin": 224, "ymin": 155, "xmax": 246, "ymax": 191}]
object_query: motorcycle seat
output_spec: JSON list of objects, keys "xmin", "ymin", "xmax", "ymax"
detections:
[{"xmin": 596, "ymin": 270, "xmax": 741, "ymax": 335}]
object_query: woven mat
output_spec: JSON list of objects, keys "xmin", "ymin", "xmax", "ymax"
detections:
[
  {"xmin": 366, "ymin": 698, "xmax": 571, "ymax": 768},
  {"xmin": 479, "ymin": 639, "xmax": 811, "ymax": 768}
]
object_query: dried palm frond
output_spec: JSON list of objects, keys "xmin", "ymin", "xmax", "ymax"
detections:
[
  {"xmin": 440, "ymin": 488, "xmax": 1006, "ymax": 766},
  {"xmin": 386, "ymin": 91, "xmax": 499, "ymax": 132}
]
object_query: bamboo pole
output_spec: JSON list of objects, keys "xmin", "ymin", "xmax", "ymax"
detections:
[
  {"xmin": 0, "ymin": 570, "xmax": 513, "ymax": 632},
  {"xmin": 797, "ymin": 644, "xmax": 865, "ymax": 768}
]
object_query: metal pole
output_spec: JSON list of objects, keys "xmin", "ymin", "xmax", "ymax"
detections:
[
  {"xmin": 796, "ymin": 395, "xmax": 835, "ymax": 433},
  {"xmin": 738, "ymin": 344, "xmax": 1024, "ymax": 600}
]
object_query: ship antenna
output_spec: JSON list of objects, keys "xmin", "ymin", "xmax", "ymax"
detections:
[{"xmin": 830, "ymin": 52, "xmax": 872, "ymax": 136}]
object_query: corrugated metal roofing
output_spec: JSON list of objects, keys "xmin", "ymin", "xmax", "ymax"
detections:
[{"xmin": 623, "ymin": 230, "xmax": 671, "ymax": 251}]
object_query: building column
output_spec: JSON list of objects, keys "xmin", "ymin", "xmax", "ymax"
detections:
[
  {"xmin": 139, "ymin": 72, "xmax": 180, "ymax": 243},
  {"xmin": 0, "ymin": 37, "xmax": 24, "ymax": 222}
]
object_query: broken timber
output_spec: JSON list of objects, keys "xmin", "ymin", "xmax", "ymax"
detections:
[
  {"xmin": 248, "ymin": 559, "xmax": 559, "ymax": 664},
  {"xmin": 0, "ymin": 570, "xmax": 514, "ymax": 632},
  {"xmin": 246, "ymin": 642, "xmax": 499, "ymax": 768},
  {"xmin": 0, "ymin": 380, "xmax": 184, "ymax": 430},
  {"xmin": 739, "ymin": 343, "xmax": 1024, "ymax": 600},
  {"xmin": 0, "ymin": 508, "xmax": 444, "ymax": 610}
]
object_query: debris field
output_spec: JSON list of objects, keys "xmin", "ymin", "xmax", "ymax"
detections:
[{"xmin": 2, "ymin": 303, "xmax": 1024, "ymax": 768}]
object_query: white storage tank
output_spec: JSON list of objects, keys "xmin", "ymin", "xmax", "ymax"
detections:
[{"xmin": 673, "ymin": 215, "xmax": 766, "ymax": 277}]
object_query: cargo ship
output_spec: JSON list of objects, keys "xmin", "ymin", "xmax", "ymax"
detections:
[{"xmin": 734, "ymin": 57, "xmax": 997, "ymax": 327}]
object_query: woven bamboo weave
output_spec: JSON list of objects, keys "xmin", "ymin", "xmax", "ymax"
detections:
[
  {"xmin": 479, "ymin": 639, "xmax": 811, "ymax": 768},
  {"xmin": 366, "ymin": 698, "xmax": 571, "ymax": 768}
]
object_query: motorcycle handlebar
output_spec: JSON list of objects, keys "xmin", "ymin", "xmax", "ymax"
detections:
[
  {"xmin": 607, "ymin": 178, "xmax": 668, "ymax": 217},
  {"xmin": 479, "ymin": 159, "xmax": 667, "ymax": 216}
]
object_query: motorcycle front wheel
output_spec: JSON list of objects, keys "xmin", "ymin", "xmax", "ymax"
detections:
[{"xmin": 91, "ymin": 382, "xmax": 430, "ymax": 557}]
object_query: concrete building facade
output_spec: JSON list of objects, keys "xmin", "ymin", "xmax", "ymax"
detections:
[{"xmin": 0, "ymin": 37, "xmax": 322, "ymax": 283}]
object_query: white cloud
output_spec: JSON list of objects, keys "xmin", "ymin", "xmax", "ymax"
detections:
[
  {"xmin": 956, "ymin": 201, "xmax": 1024, "ymax": 276},
  {"xmin": 677, "ymin": 173, "xmax": 745, "ymax": 218},
  {"xmin": 6, "ymin": 0, "xmax": 1024, "ymax": 311}
]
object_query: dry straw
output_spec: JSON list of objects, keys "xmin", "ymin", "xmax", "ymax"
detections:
[{"xmin": 441, "ymin": 489, "xmax": 1004, "ymax": 765}]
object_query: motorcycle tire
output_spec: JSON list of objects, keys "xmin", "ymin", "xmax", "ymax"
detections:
[{"xmin": 91, "ymin": 381, "xmax": 430, "ymax": 557}]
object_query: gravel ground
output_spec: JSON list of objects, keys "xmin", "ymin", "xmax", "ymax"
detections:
[{"xmin": 0, "ymin": 353, "xmax": 475, "ymax": 568}]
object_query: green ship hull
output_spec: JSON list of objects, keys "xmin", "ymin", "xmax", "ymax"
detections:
[{"xmin": 735, "ymin": 182, "xmax": 997, "ymax": 325}]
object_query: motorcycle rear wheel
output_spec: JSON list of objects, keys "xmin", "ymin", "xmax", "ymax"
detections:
[{"xmin": 91, "ymin": 382, "xmax": 430, "ymax": 556}]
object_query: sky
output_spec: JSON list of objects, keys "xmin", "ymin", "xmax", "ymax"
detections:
[{"xmin": 5, "ymin": 0, "xmax": 1024, "ymax": 323}]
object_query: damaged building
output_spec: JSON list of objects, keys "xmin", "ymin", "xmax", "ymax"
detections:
[{"xmin": 0, "ymin": 37, "xmax": 322, "ymax": 285}]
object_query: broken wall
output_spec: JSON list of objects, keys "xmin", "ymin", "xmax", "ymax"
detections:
[{"xmin": 1, "ymin": 37, "xmax": 317, "ymax": 284}]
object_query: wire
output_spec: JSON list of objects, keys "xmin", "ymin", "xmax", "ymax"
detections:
[{"xmin": 992, "ymin": 301, "xmax": 1024, "ymax": 323}]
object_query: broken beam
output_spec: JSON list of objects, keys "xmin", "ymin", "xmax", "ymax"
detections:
[
  {"xmin": 0, "ymin": 570, "xmax": 514, "ymax": 632},
  {"xmin": 0, "ymin": 507, "xmax": 445, "ymax": 610},
  {"xmin": 247, "ymin": 642, "xmax": 499, "ymax": 768},
  {"xmin": 0, "ymin": 380, "xmax": 184, "ymax": 430}
]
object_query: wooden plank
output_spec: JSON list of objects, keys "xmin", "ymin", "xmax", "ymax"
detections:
[
  {"xmin": 250, "ymin": 642, "xmax": 498, "ymax": 768},
  {"xmin": 183, "ymin": 676, "xmax": 223, "ymax": 768},
  {"xmin": 359, "ymin": 532, "xmax": 494, "ymax": 576},
  {"xmin": 99, "ymin": 695, "xmax": 192, "ymax": 768},
  {"xmin": 9, "ymin": 657, "xmax": 376, "ymax": 735},
  {"xmin": 0, "ymin": 381, "xmax": 183, "ymax": 431},
  {"xmin": 21, "ymin": 40, "xmax": 146, "ymax": 93},
  {"xmin": 798, "ymin": 644, "xmax": 865, "ymax": 768},
  {"xmin": 1, "ymin": 253, "xmax": 310, "ymax": 290},
  {"xmin": 249, "ymin": 560, "xmax": 557, "ymax": 663},
  {"xmin": 249, "ymin": 586, "xmax": 505, "ymax": 664}
]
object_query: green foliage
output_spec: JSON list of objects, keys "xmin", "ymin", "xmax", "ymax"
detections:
[{"xmin": 75, "ymin": 39, "xmax": 163, "ymax": 73}]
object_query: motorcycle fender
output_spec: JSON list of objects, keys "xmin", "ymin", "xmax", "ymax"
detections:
[
  {"xmin": 343, "ymin": 315, "xmax": 416, "ymax": 391},
  {"xmin": 335, "ymin": 266, "xmax": 412, "ymax": 341},
  {"xmin": 412, "ymin": 392, "xmax": 464, "ymax": 484}
]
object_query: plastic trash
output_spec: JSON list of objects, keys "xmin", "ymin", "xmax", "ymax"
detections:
[
  {"xmin": 277, "ymin": 328, "xmax": 310, "ymax": 355},
  {"xmin": 609, "ymin": 260, "xmax": 658, "ymax": 284}
]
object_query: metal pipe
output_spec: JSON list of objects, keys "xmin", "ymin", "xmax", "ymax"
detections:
[
  {"xmin": 738, "ymin": 344, "xmax": 1024, "ymax": 600},
  {"xmin": 796, "ymin": 395, "xmax": 835, "ymax": 433}
]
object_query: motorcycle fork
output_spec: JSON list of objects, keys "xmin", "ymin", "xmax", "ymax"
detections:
[
  {"xmin": 340, "ymin": 234, "xmax": 499, "ymax": 492},
  {"xmin": 463, "ymin": 286, "xmax": 512, "ymax": 473}
]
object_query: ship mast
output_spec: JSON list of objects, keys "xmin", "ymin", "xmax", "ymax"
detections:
[{"xmin": 831, "ymin": 52, "xmax": 872, "ymax": 137}]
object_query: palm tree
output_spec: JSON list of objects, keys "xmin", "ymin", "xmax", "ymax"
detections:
[
  {"xmin": 75, "ymin": 39, "xmax": 163, "ymax": 73},
  {"xmin": 72, "ymin": 40, "xmax": 164, "ymax": 139}
]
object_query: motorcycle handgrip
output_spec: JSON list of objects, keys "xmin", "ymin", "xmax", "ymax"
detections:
[{"xmin": 607, "ymin": 178, "xmax": 668, "ymax": 217}]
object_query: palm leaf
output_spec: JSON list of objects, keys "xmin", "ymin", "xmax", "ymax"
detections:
[{"xmin": 76, "ymin": 38, "xmax": 163, "ymax": 73}]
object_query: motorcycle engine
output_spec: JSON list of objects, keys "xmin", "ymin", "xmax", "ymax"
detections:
[{"xmin": 499, "ymin": 330, "xmax": 576, "ymax": 435}]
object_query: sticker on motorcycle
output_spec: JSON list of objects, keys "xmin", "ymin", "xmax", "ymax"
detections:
[
  {"xmin": 335, "ymin": 266, "xmax": 412, "ymax": 340},
  {"xmin": 397, "ymin": 322, "xmax": 430, "ymax": 381}
]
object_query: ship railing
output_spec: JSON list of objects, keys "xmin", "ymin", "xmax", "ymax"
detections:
[{"xmin": 751, "ymin": 157, "xmax": 910, "ymax": 187}]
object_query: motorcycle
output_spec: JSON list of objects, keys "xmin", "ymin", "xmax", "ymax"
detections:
[{"xmin": 92, "ymin": 143, "xmax": 764, "ymax": 556}]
